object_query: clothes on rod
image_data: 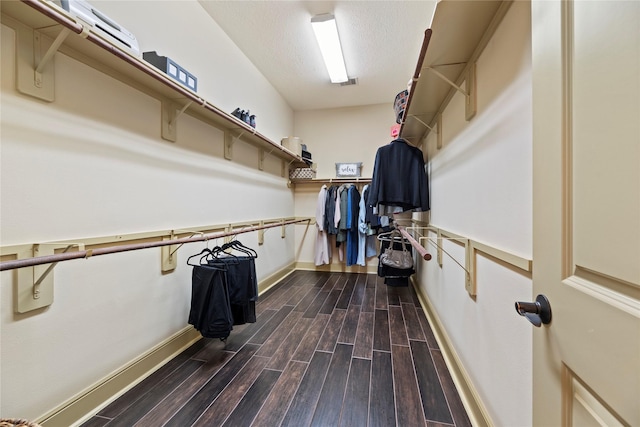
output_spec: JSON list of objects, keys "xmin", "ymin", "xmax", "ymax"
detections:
[
  {"xmin": 189, "ymin": 263, "xmax": 234, "ymax": 339},
  {"xmin": 358, "ymin": 184, "xmax": 378, "ymax": 266},
  {"xmin": 315, "ymin": 184, "xmax": 330, "ymax": 266},
  {"xmin": 314, "ymin": 183, "xmax": 380, "ymax": 267},
  {"xmin": 345, "ymin": 185, "xmax": 360, "ymax": 266},
  {"xmin": 367, "ymin": 138, "xmax": 430, "ymax": 215},
  {"xmin": 187, "ymin": 241, "xmax": 258, "ymax": 340}
]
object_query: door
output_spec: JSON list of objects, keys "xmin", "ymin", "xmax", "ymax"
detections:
[{"xmin": 531, "ymin": 1, "xmax": 640, "ymax": 426}]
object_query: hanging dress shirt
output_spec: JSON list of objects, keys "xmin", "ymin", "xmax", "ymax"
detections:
[
  {"xmin": 357, "ymin": 185, "xmax": 378, "ymax": 265},
  {"xmin": 315, "ymin": 185, "xmax": 330, "ymax": 266},
  {"xmin": 346, "ymin": 186, "xmax": 360, "ymax": 266}
]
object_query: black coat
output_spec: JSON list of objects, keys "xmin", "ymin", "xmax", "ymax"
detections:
[{"xmin": 367, "ymin": 139, "xmax": 429, "ymax": 213}]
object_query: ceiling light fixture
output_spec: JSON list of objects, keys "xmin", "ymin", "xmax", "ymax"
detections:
[{"xmin": 311, "ymin": 13, "xmax": 348, "ymax": 84}]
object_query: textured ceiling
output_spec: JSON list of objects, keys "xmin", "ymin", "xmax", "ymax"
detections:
[{"xmin": 198, "ymin": 1, "xmax": 437, "ymax": 111}]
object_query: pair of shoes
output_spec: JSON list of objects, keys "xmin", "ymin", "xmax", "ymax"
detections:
[{"xmin": 230, "ymin": 108, "xmax": 256, "ymax": 128}]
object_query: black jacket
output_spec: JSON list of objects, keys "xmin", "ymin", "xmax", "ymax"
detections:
[{"xmin": 367, "ymin": 139, "xmax": 429, "ymax": 212}]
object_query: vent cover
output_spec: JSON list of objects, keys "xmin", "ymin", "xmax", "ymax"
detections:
[{"xmin": 339, "ymin": 78, "xmax": 358, "ymax": 86}]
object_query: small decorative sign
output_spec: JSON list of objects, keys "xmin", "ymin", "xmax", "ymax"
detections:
[{"xmin": 335, "ymin": 162, "xmax": 362, "ymax": 178}]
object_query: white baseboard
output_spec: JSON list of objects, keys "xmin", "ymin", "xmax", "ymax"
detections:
[
  {"xmin": 38, "ymin": 326, "xmax": 202, "ymax": 427},
  {"xmin": 411, "ymin": 277, "xmax": 493, "ymax": 427},
  {"xmin": 294, "ymin": 261, "xmax": 378, "ymax": 274},
  {"xmin": 37, "ymin": 264, "xmax": 299, "ymax": 427}
]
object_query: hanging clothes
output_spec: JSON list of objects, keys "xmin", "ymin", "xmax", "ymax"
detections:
[
  {"xmin": 357, "ymin": 184, "xmax": 378, "ymax": 266},
  {"xmin": 315, "ymin": 185, "xmax": 330, "ymax": 266},
  {"xmin": 188, "ymin": 262, "xmax": 234, "ymax": 339},
  {"xmin": 345, "ymin": 185, "xmax": 360, "ymax": 266},
  {"xmin": 368, "ymin": 139, "xmax": 430, "ymax": 215},
  {"xmin": 325, "ymin": 185, "xmax": 339, "ymax": 235},
  {"xmin": 187, "ymin": 241, "xmax": 259, "ymax": 340},
  {"xmin": 334, "ymin": 184, "xmax": 347, "ymax": 261},
  {"xmin": 336, "ymin": 184, "xmax": 350, "ymax": 246},
  {"xmin": 208, "ymin": 253, "xmax": 257, "ymax": 324}
]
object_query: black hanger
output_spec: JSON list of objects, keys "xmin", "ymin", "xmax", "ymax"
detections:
[
  {"xmin": 207, "ymin": 245, "xmax": 240, "ymax": 266},
  {"xmin": 187, "ymin": 248, "xmax": 212, "ymax": 266},
  {"xmin": 223, "ymin": 240, "xmax": 258, "ymax": 258},
  {"xmin": 186, "ymin": 246, "xmax": 231, "ymax": 271}
]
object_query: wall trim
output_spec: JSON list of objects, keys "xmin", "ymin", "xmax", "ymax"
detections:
[
  {"xmin": 37, "ymin": 263, "xmax": 297, "ymax": 427},
  {"xmin": 411, "ymin": 277, "xmax": 494, "ymax": 427},
  {"xmin": 37, "ymin": 326, "xmax": 202, "ymax": 427},
  {"xmin": 295, "ymin": 261, "xmax": 377, "ymax": 275},
  {"xmin": 258, "ymin": 262, "xmax": 296, "ymax": 294}
]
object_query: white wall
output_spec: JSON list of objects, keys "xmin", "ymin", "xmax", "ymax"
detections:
[
  {"xmin": 97, "ymin": 0, "xmax": 294, "ymax": 144},
  {"xmin": 0, "ymin": 0, "xmax": 296, "ymax": 420},
  {"xmin": 292, "ymin": 104, "xmax": 396, "ymax": 268},
  {"xmin": 415, "ymin": 2, "xmax": 533, "ymax": 426}
]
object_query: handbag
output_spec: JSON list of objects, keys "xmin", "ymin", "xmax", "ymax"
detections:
[{"xmin": 379, "ymin": 237, "xmax": 414, "ymax": 269}]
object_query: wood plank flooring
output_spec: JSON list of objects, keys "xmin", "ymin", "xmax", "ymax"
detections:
[{"xmin": 81, "ymin": 271, "xmax": 471, "ymax": 427}]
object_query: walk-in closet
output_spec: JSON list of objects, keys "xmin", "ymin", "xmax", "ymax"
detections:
[{"xmin": 2, "ymin": 1, "xmax": 638, "ymax": 426}]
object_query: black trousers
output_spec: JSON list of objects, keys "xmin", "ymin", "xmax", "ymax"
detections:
[
  {"xmin": 208, "ymin": 256, "xmax": 258, "ymax": 324},
  {"xmin": 188, "ymin": 265, "xmax": 234, "ymax": 339}
]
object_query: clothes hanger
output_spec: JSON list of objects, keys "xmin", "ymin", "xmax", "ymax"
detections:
[
  {"xmin": 207, "ymin": 245, "xmax": 240, "ymax": 265},
  {"xmin": 187, "ymin": 247, "xmax": 227, "ymax": 269},
  {"xmin": 223, "ymin": 240, "xmax": 258, "ymax": 258},
  {"xmin": 376, "ymin": 228, "xmax": 404, "ymax": 242}
]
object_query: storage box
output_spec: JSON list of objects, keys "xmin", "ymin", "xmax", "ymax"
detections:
[
  {"xmin": 143, "ymin": 51, "xmax": 197, "ymax": 92},
  {"xmin": 289, "ymin": 167, "xmax": 316, "ymax": 180},
  {"xmin": 281, "ymin": 137, "xmax": 303, "ymax": 157}
]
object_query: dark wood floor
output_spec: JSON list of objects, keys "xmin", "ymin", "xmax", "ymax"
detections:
[{"xmin": 81, "ymin": 271, "xmax": 471, "ymax": 427}]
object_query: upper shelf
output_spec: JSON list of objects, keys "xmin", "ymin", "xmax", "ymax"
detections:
[
  {"xmin": 400, "ymin": 0, "xmax": 512, "ymax": 145},
  {"xmin": 0, "ymin": 0, "xmax": 308, "ymax": 168}
]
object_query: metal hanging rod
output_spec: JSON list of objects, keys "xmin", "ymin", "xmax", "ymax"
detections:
[
  {"xmin": 397, "ymin": 226, "xmax": 432, "ymax": 261},
  {"xmin": 0, "ymin": 218, "xmax": 310, "ymax": 272}
]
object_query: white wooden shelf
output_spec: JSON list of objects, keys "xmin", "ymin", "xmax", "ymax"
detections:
[
  {"xmin": 400, "ymin": 0, "xmax": 512, "ymax": 146},
  {"xmin": 0, "ymin": 0, "xmax": 308, "ymax": 169},
  {"xmin": 288, "ymin": 177, "xmax": 372, "ymax": 188}
]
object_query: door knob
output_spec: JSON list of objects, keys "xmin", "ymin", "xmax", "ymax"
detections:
[{"xmin": 515, "ymin": 294, "xmax": 552, "ymax": 327}]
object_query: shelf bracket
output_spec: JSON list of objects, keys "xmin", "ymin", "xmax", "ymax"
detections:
[
  {"xmin": 281, "ymin": 219, "xmax": 287, "ymax": 239},
  {"xmin": 161, "ymin": 100, "xmax": 193, "ymax": 142},
  {"xmin": 436, "ymin": 114, "xmax": 443, "ymax": 150},
  {"xmin": 425, "ymin": 63, "xmax": 477, "ymax": 121},
  {"xmin": 15, "ymin": 243, "xmax": 83, "ymax": 313},
  {"xmin": 465, "ymin": 239, "xmax": 477, "ymax": 296},
  {"xmin": 12, "ymin": 17, "xmax": 56, "ymax": 102},
  {"xmin": 161, "ymin": 100, "xmax": 178, "ymax": 142},
  {"xmin": 169, "ymin": 101, "xmax": 193, "ymax": 128},
  {"xmin": 425, "ymin": 66, "xmax": 469, "ymax": 96},
  {"xmin": 465, "ymin": 63, "xmax": 477, "ymax": 120},
  {"xmin": 258, "ymin": 221, "xmax": 265, "ymax": 245},
  {"xmin": 258, "ymin": 148, "xmax": 274, "ymax": 171},
  {"xmin": 161, "ymin": 232, "xmax": 179, "ymax": 272},
  {"xmin": 409, "ymin": 115, "xmax": 434, "ymax": 132},
  {"xmin": 35, "ymin": 27, "xmax": 70, "ymax": 76},
  {"xmin": 224, "ymin": 131, "xmax": 233, "ymax": 160},
  {"xmin": 436, "ymin": 229, "xmax": 443, "ymax": 267},
  {"xmin": 224, "ymin": 225, "xmax": 233, "ymax": 244}
]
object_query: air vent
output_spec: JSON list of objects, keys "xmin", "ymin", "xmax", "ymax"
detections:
[{"xmin": 339, "ymin": 78, "xmax": 358, "ymax": 86}]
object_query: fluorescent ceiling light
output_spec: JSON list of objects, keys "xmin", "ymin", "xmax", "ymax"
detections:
[{"xmin": 311, "ymin": 13, "xmax": 348, "ymax": 84}]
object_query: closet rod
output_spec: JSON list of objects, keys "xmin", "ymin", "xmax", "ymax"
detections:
[
  {"xmin": 397, "ymin": 226, "xmax": 432, "ymax": 261},
  {"xmin": 0, "ymin": 218, "xmax": 310, "ymax": 272}
]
